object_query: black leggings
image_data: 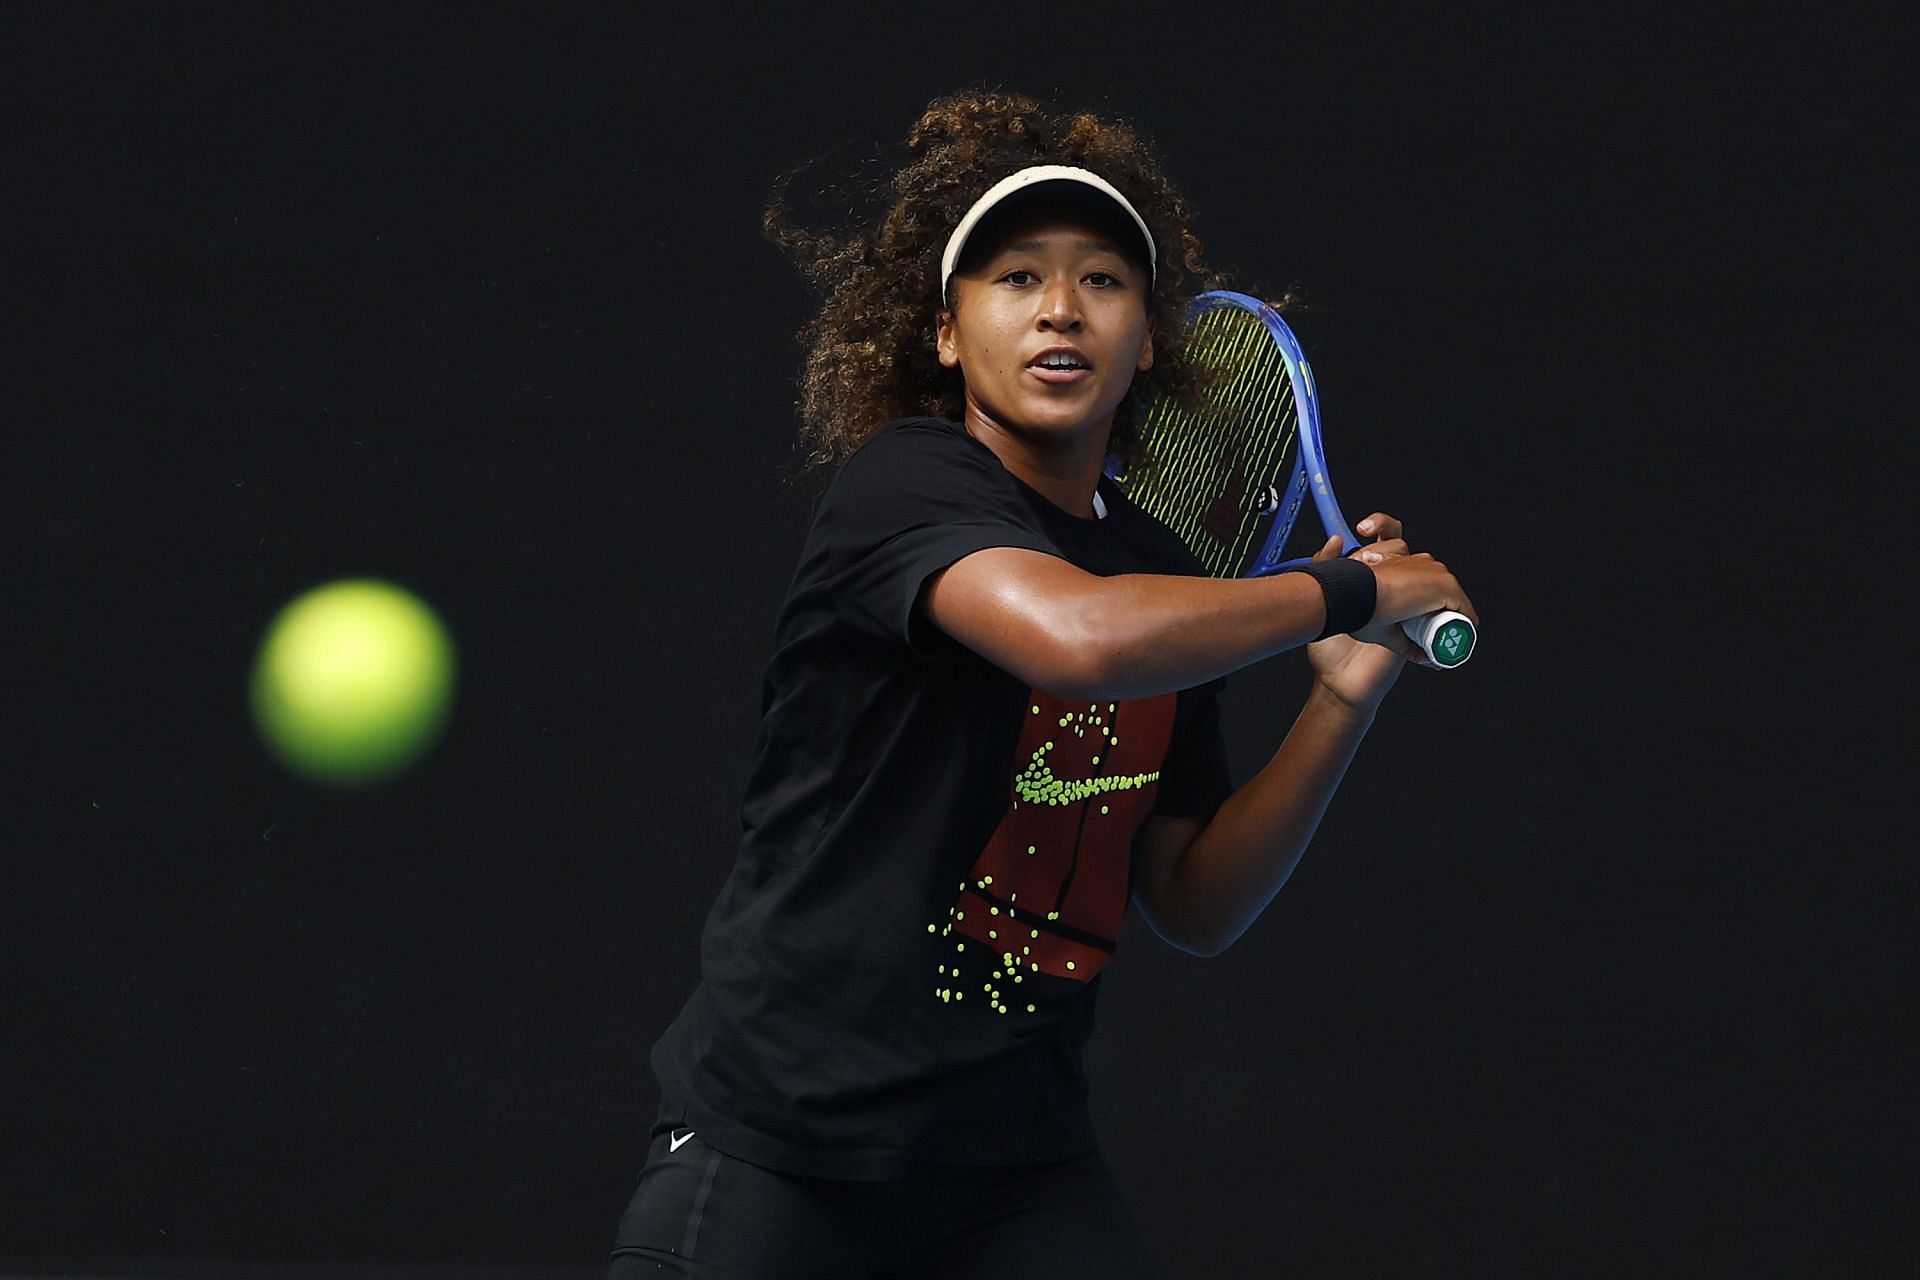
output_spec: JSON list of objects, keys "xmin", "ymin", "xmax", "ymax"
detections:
[{"xmin": 607, "ymin": 1124, "xmax": 1163, "ymax": 1279}]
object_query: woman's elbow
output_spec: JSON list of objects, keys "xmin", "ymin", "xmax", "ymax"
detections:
[
  {"xmin": 924, "ymin": 553, "xmax": 1118, "ymax": 695},
  {"xmin": 1024, "ymin": 635, "xmax": 1116, "ymax": 701}
]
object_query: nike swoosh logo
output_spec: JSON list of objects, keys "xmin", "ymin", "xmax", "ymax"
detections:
[
  {"xmin": 1014, "ymin": 746, "xmax": 1159, "ymax": 806},
  {"xmin": 669, "ymin": 1129, "xmax": 694, "ymax": 1152},
  {"xmin": 1011, "ymin": 703, "xmax": 1160, "ymax": 807}
]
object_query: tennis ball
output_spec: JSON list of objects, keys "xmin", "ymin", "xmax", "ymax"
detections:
[{"xmin": 249, "ymin": 578, "xmax": 457, "ymax": 787}]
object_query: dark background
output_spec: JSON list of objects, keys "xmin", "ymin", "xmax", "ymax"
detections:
[{"xmin": 6, "ymin": 3, "xmax": 1912, "ymax": 1276}]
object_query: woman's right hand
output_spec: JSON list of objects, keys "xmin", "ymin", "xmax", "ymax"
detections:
[{"xmin": 1363, "ymin": 548, "xmax": 1478, "ymax": 636}]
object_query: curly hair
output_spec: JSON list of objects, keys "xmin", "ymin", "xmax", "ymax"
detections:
[{"xmin": 767, "ymin": 88, "xmax": 1247, "ymax": 474}]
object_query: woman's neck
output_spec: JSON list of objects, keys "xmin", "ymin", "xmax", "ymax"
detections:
[{"xmin": 961, "ymin": 404, "xmax": 1110, "ymax": 520}]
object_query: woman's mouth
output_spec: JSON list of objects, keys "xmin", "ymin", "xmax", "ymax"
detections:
[{"xmin": 1027, "ymin": 349, "xmax": 1093, "ymax": 385}]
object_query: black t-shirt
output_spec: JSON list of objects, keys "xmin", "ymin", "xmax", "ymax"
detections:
[{"xmin": 649, "ymin": 417, "xmax": 1234, "ymax": 1180}]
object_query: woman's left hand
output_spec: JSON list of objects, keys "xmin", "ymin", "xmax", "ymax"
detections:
[{"xmin": 1303, "ymin": 512, "xmax": 1417, "ymax": 714}]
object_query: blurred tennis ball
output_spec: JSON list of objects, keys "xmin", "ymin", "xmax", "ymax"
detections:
[{"xmin": 249, "ymin": 578, "xmax": 457, "ymax": 787}]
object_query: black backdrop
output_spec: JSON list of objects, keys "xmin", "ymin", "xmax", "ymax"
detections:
[{"xmin": 7, "ymin": 4, "xmax": 1911, "ymax": 1276}]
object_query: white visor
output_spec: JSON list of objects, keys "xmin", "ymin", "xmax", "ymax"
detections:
[{"xmin": 939, "ymin": 164, "xmax": 1156, "ymax": 300}]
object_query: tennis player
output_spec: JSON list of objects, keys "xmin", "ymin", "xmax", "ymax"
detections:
[{"xmin": 607, "ymin": 88, "xmax": 1475, "ymax": 1279}]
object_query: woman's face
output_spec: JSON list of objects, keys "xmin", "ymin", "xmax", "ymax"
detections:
[{"xmin": 936, "ymin": 210, "xmax": 1153, "ymax": 446}]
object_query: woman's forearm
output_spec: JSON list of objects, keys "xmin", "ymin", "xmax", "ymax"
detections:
[
  {"xmin": 1157, "ymin": 683, "xmax": 1376, "ymax": 956},
  {"xmin": 1063, "ymin": 569, "xmax": 1330, "ymax": 699},
  {"xmin": 926, "ymin": 548, "xmax": 1331, "ymax": 700}
]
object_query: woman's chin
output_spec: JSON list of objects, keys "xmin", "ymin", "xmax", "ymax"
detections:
[
  {"xmin": 967, "ymin": 387, "xmax": 1122, "ymax": 445},
  {"xmin": 1009, "ymin": 393, "xmax": 1118, "ymax": 438}
]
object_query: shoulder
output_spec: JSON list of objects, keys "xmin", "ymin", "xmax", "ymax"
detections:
[
  {"xmin": 826, "ymin": 417, "xmax": 1014, "ymax": 505},
  {"xmin": 841, "ymin": 417, "xmax": 979, "ymax": 470},
  {"xmin": 812, "ymin": 417, "xmax": 1046, "ymax": 548}
]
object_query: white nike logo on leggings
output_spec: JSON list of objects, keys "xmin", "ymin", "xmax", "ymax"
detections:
[{"xmin": 669, "ymin": 1128, "xmax": 695, "ymax": 1152}]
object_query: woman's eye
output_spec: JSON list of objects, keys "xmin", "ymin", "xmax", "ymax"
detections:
[
  {"xmin": 1002, "ymin": 270, "xmax": 1036, "ymax": 286},
  {"xmin": 1086, "ymin": 272, "xmax": 1119, "ymax": 287}
]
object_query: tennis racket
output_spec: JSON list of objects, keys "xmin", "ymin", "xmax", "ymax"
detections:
[{"xmin": 1107, "ymin": 290, "xmax": 1476, "ymax": 668}]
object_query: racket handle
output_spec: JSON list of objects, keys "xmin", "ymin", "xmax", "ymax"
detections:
[{"xmin": 1400, "ymin": 610, "xmax": 1476, "ymax": 669}]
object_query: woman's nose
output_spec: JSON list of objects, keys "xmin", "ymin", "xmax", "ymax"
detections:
[{"xmin": 1037, "ymin": 284, "xmax": 1082, "ymax": 329}]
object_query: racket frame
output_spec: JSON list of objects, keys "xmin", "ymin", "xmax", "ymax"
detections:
[
  {"xmin": 1110, "ymin": 290, "xmax": 1476, "ymax": 667},
  {"xmin": 1206, "ymin": 290, "xmax": 1363, "ymax": 575}
]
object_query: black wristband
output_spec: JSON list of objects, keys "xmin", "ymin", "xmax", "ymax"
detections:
[{"xmin": 1292, "ymin": 556, "xmax": 1377, "ymax": 640}]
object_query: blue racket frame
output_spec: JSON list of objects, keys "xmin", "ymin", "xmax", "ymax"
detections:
[
  {"xmin": 1106, "ymin": 290, "xmax": 1367, "ymax": 578},
  {"xmin": 1111, "ymin": 291, "xmax": 1476, "ymax": 667}
]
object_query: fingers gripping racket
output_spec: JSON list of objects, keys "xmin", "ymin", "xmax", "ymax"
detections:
[{"xmin": 1107, "ymin": 291, "xmax": 1476, "ymax": 668}]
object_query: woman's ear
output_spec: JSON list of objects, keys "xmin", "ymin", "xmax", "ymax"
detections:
[
  {"xmin": 935, "ymin": 307, "xmax": 960, "ymax": 370},
  {"xmin": 1137, "ymin": 320, "xmax": 1154, "ymax": 373}
]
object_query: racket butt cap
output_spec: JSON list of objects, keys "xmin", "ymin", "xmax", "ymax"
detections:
[{"xmin": 1402, "ymin": 611, "xmax": 1476, "ymax": 668}]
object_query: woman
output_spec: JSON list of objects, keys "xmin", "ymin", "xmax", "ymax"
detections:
[{"xmin": 608, "ymin": 88, "xmax": 1475, "ymax": 1279}]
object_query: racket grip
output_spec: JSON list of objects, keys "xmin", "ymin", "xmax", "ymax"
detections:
[{"xmin": 1399, "ymin": 610, "xmax": 1476, "ymax": 669}]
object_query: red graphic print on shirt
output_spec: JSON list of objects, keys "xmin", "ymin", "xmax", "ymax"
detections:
[{"xmin": 933, "ymin": 690, "xmax": 1178, "ymax": 1012}]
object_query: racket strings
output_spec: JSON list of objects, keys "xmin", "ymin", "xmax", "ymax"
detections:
[{"xmin": 1124, "ymin": 310, "xmax": 1300, "ymax": 576}]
